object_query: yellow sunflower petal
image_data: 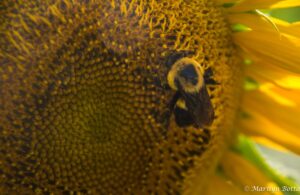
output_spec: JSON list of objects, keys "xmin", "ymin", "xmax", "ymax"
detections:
[
  {"xmin": 220, "ymin": 151, "xmax": 283, "ymax": 195},
  {"xmin": 246, "ymin": 60, "xmax": 300, "ymax": 88},
  {"xmin": 233, "ymin": 29, "xmax": 300, "ymax": 73},
  {"xmin": 203, "ymin": 175, "xmax": 248, "ymax": 195},
  {"xmin": 229, "ymin": 0, "xmax": 300, "ymax": 12},
  {"xmin": 250, "ymin": 136, "xmax": 289, "ymax": 152},
  {"xmin": 271, "ymin": 0, "xmax": 300, "ymax": 9},
  {"xmin": 259, "ymin": 84, "xmax": 297, "ymax": 106},
  {"xmin": 243, "ymin": 82, "xmax": 300, "ymax": 128},
  {"xmin": 271, "ymin": 17, "xmax": 300, "ymax": 38},
  {"xmin": 275, "ymin": 76, "xmax": 300, "ymax": 89},
  {"xmin": 240, "ymin": 106, "xmax": 300, "ymax": 154},
  {"xmin": 228, "ymin": 13, "xmax": 279, "ymax": 32},
  {"xmin": 229, "ymin": 14, "xmax": 300, "ymax": 47}
]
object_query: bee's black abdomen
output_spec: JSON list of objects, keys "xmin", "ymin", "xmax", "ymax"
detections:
[{"xmin": 174, "ymin": 106, "xmax": 194, "ymax": 127}]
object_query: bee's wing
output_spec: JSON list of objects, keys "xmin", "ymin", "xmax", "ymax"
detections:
[{"xmin": 179, "ymin": 85, "xmax": 214, "ymax": 128}]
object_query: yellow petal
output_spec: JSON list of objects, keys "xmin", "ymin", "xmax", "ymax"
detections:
[
  {"xmin": 250, "ymin": 136, "xmax": 289, "ymax": 152},
  {"xmin": 229, "ymin": 0, "xmax": 300, "ymax": 12},
  {"xmin": 240, "ymin": 107, "xmax": 300, "ymax": 154},
  {"xmin": 246, "ymin": 60, "xmax": 300, "ymax": 89},
  {"xmin": 234, "ymin": 29, "xmax": 300, "ymax": 73},
  {"xmin": 229, "ymin": 14, "xmax": 300, "ymax": 47},
  {"xmin": 220, "ymin": 151, "xmax": 283, "ymax": 195},
  {"xmin": 228, "ymin": 13, "xmax": 280, "ymax": 33},
  {"xmin": 258, "ymin": 82, "xmax": 299, "ymax": 106},
  {"xmin": 271, "ymin": 17, "xmax": 300, "ymax": 38},
  {"xmin": 203, "ymin": 174, "xmax": 248, "ymax": 195},
  {"xmin": 271, "ymin": 0, "xmax": 300, "ymax": 8},
  {"xmin": 276, "ymin": 76, "xmax": 300, "ymax": 89},
  {"xmin": 243, "ymin": 84, "xmax": 300, "ymax": 130}
]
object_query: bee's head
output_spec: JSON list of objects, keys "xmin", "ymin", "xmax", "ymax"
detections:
[{"xmin": 167, "ymin": 57, "xmax": 205, "ymax": 93}]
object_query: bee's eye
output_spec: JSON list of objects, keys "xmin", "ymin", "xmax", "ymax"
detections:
[{"xmin": 178, "ymin": 64, "xmax": 198, "ymax": 86}]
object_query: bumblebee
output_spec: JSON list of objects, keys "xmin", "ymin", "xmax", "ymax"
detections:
[{"xmin": 167, "ymin": 57, "xmax": 215, "ymax": 128}]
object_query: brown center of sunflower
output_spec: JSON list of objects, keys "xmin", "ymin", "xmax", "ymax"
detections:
[{"xmin": 0, "ymin": 0, "xmax": 243, "ymax": 194}]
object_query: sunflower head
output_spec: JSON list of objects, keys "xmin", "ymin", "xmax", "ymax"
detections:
[{"xmin": 1, "ymin": 0, "xmax": 245, "ymax": 194}]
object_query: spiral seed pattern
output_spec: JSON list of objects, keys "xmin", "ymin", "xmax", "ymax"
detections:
[{"xmin": 0, "ymin": 0, "xmax": 243, "ymax": 194}]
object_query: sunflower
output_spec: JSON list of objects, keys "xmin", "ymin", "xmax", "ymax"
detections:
[{"xmin": 0, "ymin": 0, "xmax": 299, "ymax": 194}]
